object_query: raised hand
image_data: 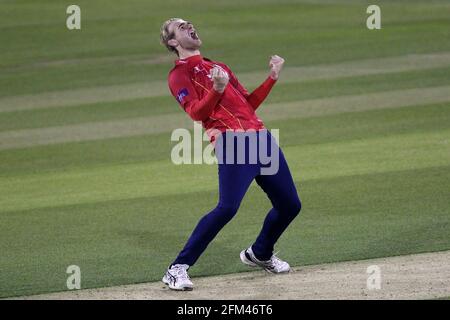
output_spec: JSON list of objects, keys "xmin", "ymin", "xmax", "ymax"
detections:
[
  {"xmin": 269, "ymin": 55, "xmax": 285, "ymax": 80},
  {"xmin": 210, "ymin": 66, "xmax": 229, "ymax": 93}
]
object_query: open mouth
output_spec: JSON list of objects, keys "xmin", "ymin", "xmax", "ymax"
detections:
[{"xmin": 189, "ymin": 30, "xmax": 199, "ymax": 40}]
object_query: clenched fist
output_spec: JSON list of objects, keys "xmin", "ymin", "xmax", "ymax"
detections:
[
  {"xmin": 210, "ymin": 66, "xmax": 229, "ymax": 93},
  {"xmin": 269, "ymin": 55, "xmax": 285, "ymax": 80}
]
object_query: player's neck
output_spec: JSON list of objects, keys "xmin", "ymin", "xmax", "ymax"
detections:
[{"xmin": 178, "ymin": 49, "xmax": 201, "ymax": 60}]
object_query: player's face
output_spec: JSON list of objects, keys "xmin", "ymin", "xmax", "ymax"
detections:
[{"xmin": 170, "ymin": 20, "xmax": 202, "ymax": 50}]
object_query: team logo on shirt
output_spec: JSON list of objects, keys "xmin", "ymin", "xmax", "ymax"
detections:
[
  {"xmin": 194, "ymin": 65, "xmax": 210, "ymax": 78},
  {"xmin": 177, "ymin": 88, "xmax": 189, "ymax": 103},
  {"xmin": 193, "ymin": 65, "xmax": 204, "ymax": 73}
]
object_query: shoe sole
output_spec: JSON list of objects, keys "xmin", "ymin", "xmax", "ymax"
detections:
[{"xmin": 162, "ymin": 276, "xmax": 194, "ymax": 291}]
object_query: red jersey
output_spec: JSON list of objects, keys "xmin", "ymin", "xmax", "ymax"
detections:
[{"xmin": 168, "ymin": 55, "xmax": 276, "ymax": 137}]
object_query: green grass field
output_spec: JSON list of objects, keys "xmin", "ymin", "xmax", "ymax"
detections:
[{"xmin": 1, "ymin": 0, "xmax": 450, "ymax": 298}]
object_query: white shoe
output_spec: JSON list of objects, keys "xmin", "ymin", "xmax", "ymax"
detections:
[
  {"xmin": 162, "ymin": 264, "xmax": 194, "ymax": 291},
  {"xmin": 240, "ymin": 247, "xmax": 291, "ymax": 274}
]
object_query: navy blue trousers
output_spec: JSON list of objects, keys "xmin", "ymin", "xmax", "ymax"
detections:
[{"xmin": 173, "ymin": 130, "xmax": 301, "ymax": 266}]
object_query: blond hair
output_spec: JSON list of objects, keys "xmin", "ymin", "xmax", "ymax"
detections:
[{"xmin": 160, "ymin": 18, "xmax": 183, "ymax": 56}]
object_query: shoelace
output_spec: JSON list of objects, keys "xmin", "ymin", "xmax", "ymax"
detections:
[
  {"xmin": 170, "ymin": 264, "xmax": 191, "ymax": 282},
  {"xmin": 267, "ymin": 252, "xmax": 286, "ymax": 270}
]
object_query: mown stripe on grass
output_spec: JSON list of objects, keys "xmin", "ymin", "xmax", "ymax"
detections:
[
  {"xmin": 2, "ymin": 66, "xmax": 450, "ymax": 133},
  {"xmin": 259, "ymin": 85, "xmax": 450, "ymax": 120},
  {"xmin": 1, "ymin": 164, "xmax": 449, "ymax": 298},
  {"xmin": 1, "ymin": 52, "xmax": 450, "ymax": 113},
  {"xmin": 1, "ymin": 101, "xmax": 448, "ymax": 178},
  {"xmin": 1, "ymin": 128, "xmax": 448, "ymax": 213},
  {"xmin": 238, "ymin": 52, "xmax": 450, "ymax": 87},
  {"xmin": 0, "ymin": 85, "xmax": 449, "ymax": 150}
]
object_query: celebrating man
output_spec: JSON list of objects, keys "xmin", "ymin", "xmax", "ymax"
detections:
[{"xmin": 160, "ymin": 18, "xmax": 301, "ymax": 291}]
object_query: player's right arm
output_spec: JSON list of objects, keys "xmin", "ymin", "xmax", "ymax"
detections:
[{"xmin": 168, "ymin": 67, "xmax": 228, "ymax": 122}]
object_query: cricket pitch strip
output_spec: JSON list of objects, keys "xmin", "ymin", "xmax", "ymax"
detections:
[{"xmin": 13, "ymin": 250, "xmax": 450, "ymax": 300}]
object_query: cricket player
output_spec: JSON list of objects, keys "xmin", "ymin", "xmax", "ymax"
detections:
[{"xmin": 160, "ymin": 18, "xmax": 302, "ymax": 291}]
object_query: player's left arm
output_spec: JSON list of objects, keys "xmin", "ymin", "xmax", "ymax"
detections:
[{"xmin": 225, "ymin": 55, "xmax": 284, "ymax": 110}]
